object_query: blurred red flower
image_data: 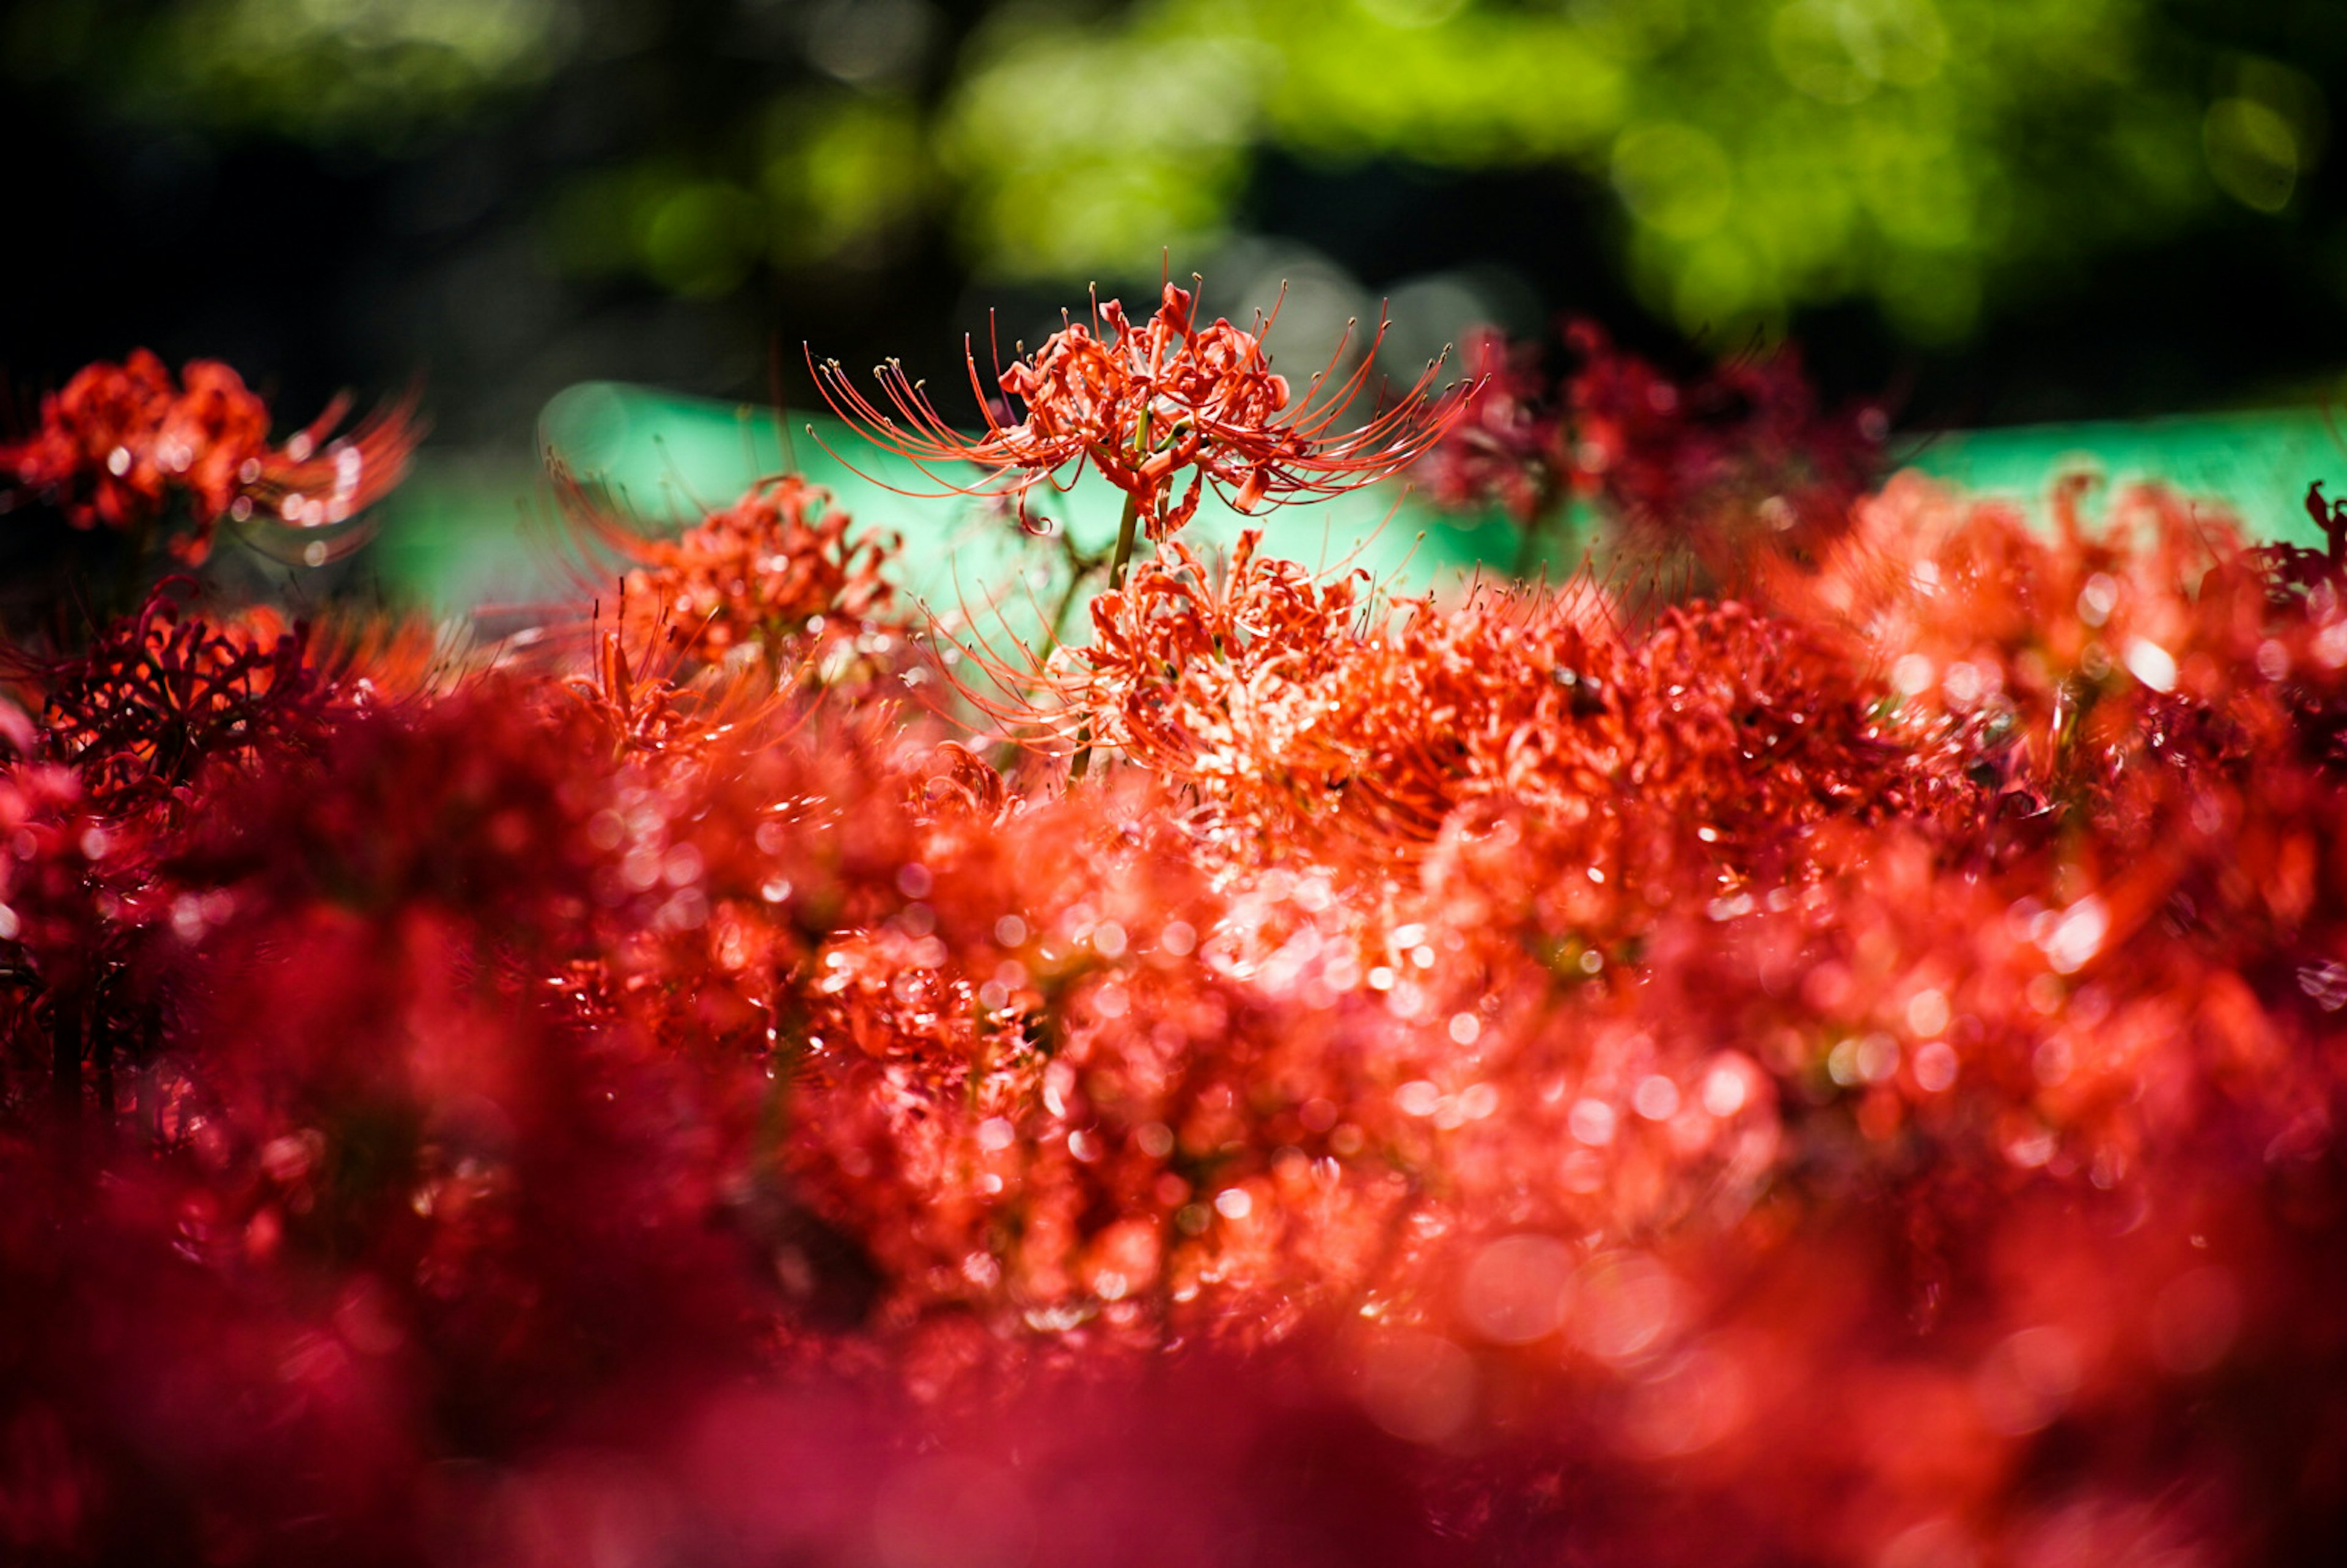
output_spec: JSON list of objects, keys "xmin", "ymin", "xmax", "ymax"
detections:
[{"xmin": 1, "ymin": 350, "xmax": 417, "ymax": 563}]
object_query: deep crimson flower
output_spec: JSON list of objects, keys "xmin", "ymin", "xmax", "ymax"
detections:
[
  {"xmin": 1559, "ymin": 322, "xmax": 1887, "ymax": 571},
  {"xmin": 1416, "ymin": 328, "xmax": 1567, "ymax": 527},
  {"xmin": 1418, "ymin": 321, "xmax": 1890, "ymax": 595},
  {"xmin": 35, "ymin": 582, "xmax": 331, "ymax": 812},
  {"xmin": 1, "ymin": 350, "xmax": 418, "ymax": 563}
]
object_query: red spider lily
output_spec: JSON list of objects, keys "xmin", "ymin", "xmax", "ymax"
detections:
[
  {"xmin": 1419, "ymin": 321, "xmax": 1890, "ymax": 595},
  {"xmin": 32, "ymin": 582, "xmax": 332, "ymax": 812},
  {"xmin": 1, "ymin": 585, "xmax": 360, "ymax": 1112},
  {"xmin": 814, "ymin": 280, "xmax": 1465, "ymax": 549},
  {"xmin": 557, "ymin": 471, "xmax": 903, "ymax": 669},
  {"xmin": 0, "ymin": 350, "xmax": 418, "ymax": 563},
  {"xmin": 1416, "ymin": 328, "xmax": 1568, "ymax": 528},
  {"xmin": 1562, "ymin": 322, "xmax": 1888, "ymax": 577}
]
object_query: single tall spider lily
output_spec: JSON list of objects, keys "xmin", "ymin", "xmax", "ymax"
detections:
[{"xmin": 814, "ymin": 280, "xmax": 1468, "ymax": 595}]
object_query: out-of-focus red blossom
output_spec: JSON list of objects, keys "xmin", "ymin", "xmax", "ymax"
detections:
[
  {"xmin": 559, "ymin": 471, "xmax": 904, "ymax": 668},
  {"xmin": 1419, "ymin": 320, "xmax": 1889, "ymax": 589},
  {"xmin": 14, "ymin": 343, "xmax": 2347, "ymax": 1565},
  {"xmin": 816, "ymin": 280, "xmax": 1462, "ymax": 537},
  {"xmin": 0, "ymin": 349, "xmax": 417, "ymax": 562},
  {"xmin": 1416, "ymin": 328, "xmax": 1567, "ymax": 526}
]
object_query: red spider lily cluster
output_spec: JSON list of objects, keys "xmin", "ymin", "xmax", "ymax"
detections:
[
  {"xmin": 1, "ymin": 350, "xmax": 417, "ymax": 564},
  {"xmin": 6, "ymin": 328, "xmax": 2347, "ymax": 1568}
]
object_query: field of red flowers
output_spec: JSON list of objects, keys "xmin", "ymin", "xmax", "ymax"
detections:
[{"xmin": 7, "ymin": 293, "xmax": 2347, "ymax": 1567}]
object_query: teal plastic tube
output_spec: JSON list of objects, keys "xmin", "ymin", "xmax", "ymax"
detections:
[{"xmin": 369, "ymin": 383, "xmax": 2347, "ymax": 614}]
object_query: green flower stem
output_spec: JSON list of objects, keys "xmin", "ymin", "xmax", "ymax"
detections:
[{"xmin": 1073, "ymin": 486, "xmax": 1148, "ymax": 782}]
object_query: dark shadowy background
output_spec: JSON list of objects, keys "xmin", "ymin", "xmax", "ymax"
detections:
[{"xmin": 5, "ymin": 0, "xmax": 2343, "ymax": 456}]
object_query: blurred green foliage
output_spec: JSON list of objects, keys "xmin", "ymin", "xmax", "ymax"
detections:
[
  {"xmin": 938, "ymin": 18, "xmax": 1263, "ymax": 277},
  {"xmin": 7, "ymin": 0, "xmax": 2338, "ymax": 351},
  {"xmin": 545, "ymin": 87, "xmax": 934, "ymax": 293},
  {"xmin": 9, "ymin": 0, "xmax": 575, "ymax": 143},
  {"xmin": 939, "ymin": 0, "xmax": 2324, "ymax": 343}
]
